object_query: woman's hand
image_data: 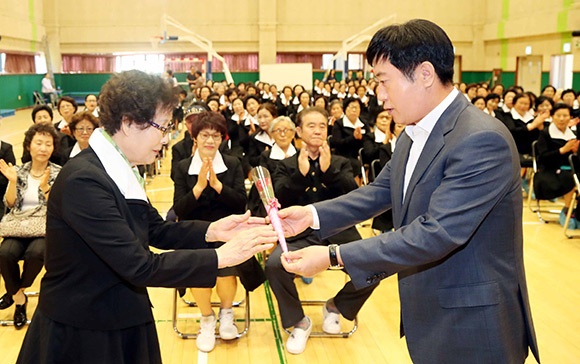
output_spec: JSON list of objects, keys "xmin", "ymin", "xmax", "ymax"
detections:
[
  {"xmin": 560, "ymin": 139, "xmax": 580, "ymax": 154},
  {"xmin": 208, "ymin": 163, "xmax": 223, "ymax": 193},
  {"xmin": 0, "ymin": 159, "xmax": 17, "ymax": 183},
  {"xmin": 215, "ymin": 226, "xmax": 276, "ymax": 269},
  {"xmin": 193, "ymin": 158, "xmax": 210, "ymax": 198},
  {"xmin": 353, "ymin": 126, "xmax": 363, "ymax": 140},
  {"xmin": 206, "ymin": 210, "xmax": 268, "ymax": 242}
]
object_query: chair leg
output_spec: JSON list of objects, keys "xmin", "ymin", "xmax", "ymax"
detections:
[
  {"xmin": 172, "ymin": 288, "xmax": 250, "ymax": 339},
  {"xmin": 564, "ymin": 192, "xmax": 580, "ymax": 238}
]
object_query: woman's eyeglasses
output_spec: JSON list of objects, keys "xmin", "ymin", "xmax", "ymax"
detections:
[
  {"xmin": 147, "ymin": 120, "xmax": 173, "ymax": 137},
  {"xmin": 272, "ymin": 128, "xmax": 292, "ymax": 135},
  {"xmin": 74, "ymin": 127, "xmax": 95, "ymax": 134},
  {"xmin": 197, "ymin": 132, "xmax": 223, "ymax": 141}
]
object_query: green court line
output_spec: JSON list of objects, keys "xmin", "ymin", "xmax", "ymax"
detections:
[{"xmin": 263, "ymin": 279, "xmax": 288, "ymax": 364}]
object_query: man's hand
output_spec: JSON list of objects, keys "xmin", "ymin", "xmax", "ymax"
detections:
[
  {"xmin": 216, "ymin": 226, "xmax": 276, "ymax": 269},
  {"xmin": 206, "ymin": 211, "xmax": 268, "ymax": 242},
  {"xmin": 281, "ymin": 245, "xmax": 331, "ymax": 277},
  {"xmin": 275, "ymin": 205, "xmax": 313, "ymax": 238},
  {"xmin": 319, "ymin": 141, "xmax": 331, "ymax": 173},
  {"xmin": 298, "ymin": 147, "xmax": 310, "ymax": 176}
]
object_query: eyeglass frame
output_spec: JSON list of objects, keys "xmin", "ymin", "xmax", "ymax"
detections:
[
  {"xmin": 73, "ymin": 127, "xmax": 95, "ymax": 134},
  {"xmin": 196, "ymin": 131, "xmax": 223, "ymax": 142},
  {"xmin": 147, "ymin": 119, "xmax": 173, "ymax": 136},
  {"xmin": 271, "ymin": 128, "xmax": 294, "ymax": 135}
]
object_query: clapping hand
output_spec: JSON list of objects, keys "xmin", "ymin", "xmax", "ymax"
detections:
[{"xmin": 0, "ymin": 159, "xmax": 17, "ymax": 183}]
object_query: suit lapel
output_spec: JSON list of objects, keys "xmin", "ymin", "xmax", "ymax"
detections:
[
  {"xmin": 391, "ymin": 133, "xmax": 411, "ymax": 228},
  {"xmin": 397, "ymin": 94, "xmax": 468, "ymax": 224}
]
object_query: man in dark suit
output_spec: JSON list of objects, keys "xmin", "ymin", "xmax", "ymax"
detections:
[
  {"xmin": 266, "ymin": 107, "xmax": 378, "ymax": 355},
  {"xmin": 277, "ymin": 19, "xmax": 540, "ymax": 364}
]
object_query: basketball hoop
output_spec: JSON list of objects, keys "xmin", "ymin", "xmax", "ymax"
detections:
[{"xmin": 149, "ymin": 36, "xmax": 163, "ymax": 50}]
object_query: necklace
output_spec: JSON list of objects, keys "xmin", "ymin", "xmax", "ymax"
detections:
[{"xmin": 29, "ymin": 170, "xmax": 45, "ymax": 179}]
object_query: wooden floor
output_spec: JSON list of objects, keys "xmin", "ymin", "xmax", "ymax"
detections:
[{"xmin": 0, "ymin": 108, "xmax": 579, "ymax": 363}]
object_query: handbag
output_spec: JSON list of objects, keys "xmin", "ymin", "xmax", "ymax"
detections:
[{"xmin": 0, "ymin": 205, "xmax": 47, "ymax": 238}]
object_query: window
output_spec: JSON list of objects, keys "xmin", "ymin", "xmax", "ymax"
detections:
[{"xmin": 114, "ymin": 54, "xmax": 165, "ymax": 74}]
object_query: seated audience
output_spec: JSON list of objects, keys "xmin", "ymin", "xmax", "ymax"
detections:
[
  {"xmin": 62, "ymin": 111, "xmax": 99, "ymax": 163},
  {"xmin": 84, "ymin": 94, "xmax": 99, "ymax": 118},
  {"xmin": 170, "ymin": 102, "xmax": 210, "ymax": 181},
  {"xmin": 247, "ymin": 116, "xmax": 297, "ymax": 217},
  {"xmin": 484, "ymin": 93, "xmax": 501, "ymax": 119},
  {"xmin": 0, "ymin": 123, "xmax": 61, "ymax": 329},
  {"xmin": 172, "ymin": 111, "xmax": 264, "ymax": 352},
  {"xmin": 500, "ymin": 93, "xmax": 546, "ymax": 168},
  {"xmin": 266, "ymin": 107, "xmax": 378, "ymax": 355},
  {"xmin": 22, "ymin": 106, "xmax": 65, "ymax": 166},
  {"xmin": 330, "ymin": 97, "xmax": 370, "ymax": 183},
  {"xmin": 54, "ymin": 96, "xmax": 77, "ymax": 150},
  {"xmin": 471, "ymin": 96, "xmax": 486, "ymax": 111},
  {"xmin": 534, "ymin": 103, "xmax": 579, "ymax": 227},
  {"xmin": 246, "ymin": 103, "xmax": 277, "ymax": 167}
]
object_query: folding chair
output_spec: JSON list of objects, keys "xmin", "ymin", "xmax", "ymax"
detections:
[
  {"xmin": 358, "ymin": 148, "xmax": 369, "ymax": 185},
  {"xmin": 564, "ymin": 154, "xmax": 580, "ymax": 239},
  {"xmin": 284, "ymin": 269, "xmax": 358, "ymax": 338},
  {"xmin": 33, "ymin": 91, "xmax": 46, "ymax": 106},
  {"xmin": 370, "ymin": 158, "xmax": 382, "ymax": 183},
  {"xmin": 172, "ymin": 287, "xmax": 250, "ymax": 339},
  {"xmin": 528, "ymin": 140, "xmax": 562, "ymax": 222}
]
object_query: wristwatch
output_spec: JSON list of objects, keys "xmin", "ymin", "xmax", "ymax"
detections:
[{"xmin": 328, "ymin": 244, "xmax": 342, "ymax": 269}]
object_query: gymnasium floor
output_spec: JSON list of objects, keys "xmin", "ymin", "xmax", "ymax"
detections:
[{"xmin": 0, "ymin": 108, "xmax": 578, "ymax": 363}]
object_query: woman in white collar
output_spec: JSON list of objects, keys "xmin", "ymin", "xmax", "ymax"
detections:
[
  {"xmin": 248, "ymin": 116, "xmax": 297, "ymax": 217},
  {"xmin": 62, "ymin": 111, "xmax": 99, "ymax": 164},
  {"xmin": 290, "ymin": 91, "xmax": 312, "ymax": 123},
  {"xmin": 173, "ymin": 111, "xmax": 260, "ymax": 353},
  {"xmin": 501, "ymin": 93, "xmax": 547, "ymax": 167},
  {"xmin": 247, "ymin": 103, "xmax": 277, "ymax": 167},
  {"xmin": 330, "ymin": 97, "xmax": 370, "ymax": 185},
  {"xmin": 242, "ymin": 94, "xmax": 260, "ymax": 135},
  {"xmin": 17, "ymin": 70, "xmax": 276, "ymax": 364},
  {"xmin": 534, "ymin": 103, "xmax": 579, "ymax": 227}
]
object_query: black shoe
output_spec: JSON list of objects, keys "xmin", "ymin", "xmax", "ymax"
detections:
[
  {"xmin": 0, "ymin": 293, "xmax": 14, "ymax": 310},
  {"xmin": 13, "ymin": 296, "xmax": 28, "ymax": 329}
]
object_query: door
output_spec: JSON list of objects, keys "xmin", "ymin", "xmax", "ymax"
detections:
[{"xmin": 516, "ymin": 55, "xmax": 542, "ymax": 94}]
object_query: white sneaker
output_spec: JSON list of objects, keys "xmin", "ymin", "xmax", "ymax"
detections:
[
  {"xmin": 197, "ymin": 314, "xmax": 217, "ymax": 352},
  {"xmin": 322, "ymin": 303, "xmax": 341, "ymax": 334},
  {"xmin": 286, "ymin": 316, "xmax": 312, "ymax": 355},
  {"xmin": 219, "ymin": 308, "xmax": 238, "ymax": 340}
]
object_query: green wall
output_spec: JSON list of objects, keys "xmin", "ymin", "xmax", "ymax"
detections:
[
  {"xmin": 2, "ymin": 71, "xmax": 579, "ymax": 110},
  {"xmin": 0, "ymin": 74, "xmax": 45, "ymax": 110}
]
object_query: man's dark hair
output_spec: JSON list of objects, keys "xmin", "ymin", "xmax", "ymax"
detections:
[
  {"xmin": 296, "ymin": 107, "xmax": 328, "ymax": 127},
  {"xmin": 366, "ymin": 19, "xmax": 454, "ymax": 85}
]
